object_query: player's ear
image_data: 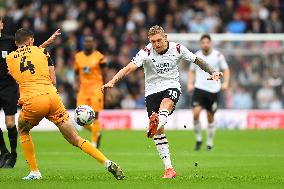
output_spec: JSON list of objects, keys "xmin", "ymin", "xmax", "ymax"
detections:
[
  {"xmin": 164, "ymin": 33, "xmax": 168, "ymax": 41},
  {"xmin": 28, "ymin": 37, "xmax": 34, "ymax": 46}
]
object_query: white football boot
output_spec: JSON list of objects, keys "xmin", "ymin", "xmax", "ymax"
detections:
[{"xmin": 22, "ymin": 171, "xmax": 42, "ymax": 180}]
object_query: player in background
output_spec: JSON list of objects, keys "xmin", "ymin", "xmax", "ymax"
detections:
[
  {"xmin": 188, "ymin": 34, "xmax": 230, "ymax": 151},
  {"xmin": 6, "ymin": 28, "xmax": 124, "ymax": 180},
  {"xmin": 74, "ymin": 36, "xmax": 106, "ymax": 148},
  {"xmin": 0, "ymin": 16, "xmax": 60, "ymax": 168},
  {"xmin": 102, "ymin": 25, "xmax": 223, "ymax": 179}
]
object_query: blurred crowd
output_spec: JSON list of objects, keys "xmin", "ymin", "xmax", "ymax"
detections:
[{"xmin": 1, "ymin": 0, "xmax": 284, "ymax": 109}]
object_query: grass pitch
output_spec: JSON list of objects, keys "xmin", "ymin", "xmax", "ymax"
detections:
[{"xmin": 0, "ymin": 129, "xmax": 284, "ymax": 189}]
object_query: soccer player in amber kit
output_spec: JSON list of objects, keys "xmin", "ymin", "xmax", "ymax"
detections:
[
  {"xmin": 6, "ymin": 28, "xmax": 124, "ymax": 180},
  {"xmin": 0, "ymin": 16, "xmax": 60, "ymax": 168},
  {"xmin": 74, "ymin": 36, "xmax": 107, "ymax": 148}
]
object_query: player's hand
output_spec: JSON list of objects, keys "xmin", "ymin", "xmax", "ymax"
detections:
[
  {"xmin": 221, "ymin": 82, "xmax": 229, "ymax": 90},
  {"xmin": 101, "ymin": 82, "xmax": 114, "ymax": 93},
  {"xmin": 207, "ymin": 71, "xmax": 223, "ymax": 81},
  {"xmin": 46, "ymin": 29, "xmax": 61, "ymax": 44},
  {"xmin": 187, "ymin": 83, "xmax": 194, "ymax": 93}
]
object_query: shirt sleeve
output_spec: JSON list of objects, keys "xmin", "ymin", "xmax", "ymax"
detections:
[
  {"xmin": 98, "ymin": 52, "xmax": 106, "ymax": 65},
  {"xmin": 130, "ymin": 48, "xmax": 148, "ymax": 67},
  {"xmin": 42, "ymin": 48, "xmax": 54, "ymax": 66},
  {"xmin": 219, "ymin": 54, "xmax": 229, "ymax": 70},
  {"xmin": 5, "ymin": 54, "xmax": 12, "ymax": 74},
  {"xmin": 180, "ymin": 44, "xmax": 197, "ymax": 63}
]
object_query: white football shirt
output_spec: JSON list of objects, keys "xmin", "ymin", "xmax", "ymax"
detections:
[
  {"xmin": 131, "ymin": 42, "xmax": 197, "ymax": 97},
  {"xmin": 190, "ymin": 49, "xmax": 228, "ymax": 93}
]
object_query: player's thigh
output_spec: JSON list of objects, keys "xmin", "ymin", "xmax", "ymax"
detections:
[
  {"xmin": 20, "ymin": 95, "xmax": 50, "ymax": 127},
  {"xmin": 191, "ymin": 88, "xmax": 206, "ymax": 108},
  {"xmin": 90, "ymin": 89, "xmax": 104, "ymax": 112},
  {"xmin": 46, "ymin": 93, "xmax": 70, "ymax": 126},
  {"xmin": 161, "ymin": 88, "xmax": 181, "ymax": 114},
  {"xmin": 192, "ymin": 89, "xmax": 207, "ymax": 119},
  {"xmin": 204, "ymin": 92, "xmax": 218, "ymax": 114},
  {"xmin": 145, "ymin": 92, "xmax": 162, "ymax": 117}
]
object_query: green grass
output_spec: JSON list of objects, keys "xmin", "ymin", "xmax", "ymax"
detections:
[{"xmin": 0, "ymin": 130, "xmax": 284, "ymax": 189}]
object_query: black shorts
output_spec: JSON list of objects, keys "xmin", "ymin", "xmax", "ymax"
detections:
[
  {"xmin": 0, "ymin": 84, "xmax": 19, "ymax": 115},
  {"xmin": 191, "ymin": 88, "xmax": 219, "ymax": 113},
  {"xmin": 145, "ymin": 88, "xmax": 181, "ymax": 117}
]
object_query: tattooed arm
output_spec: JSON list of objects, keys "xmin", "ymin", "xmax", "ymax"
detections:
[
  {"xmin": 179, "ymin": 44, "xmax": 222, "ymax": 80},
  {"xmin": 194, "ymin": 57, "xmax": 223, "ymax": 81},
  {"xmin": 194, "ymin": 57, "xmax": 215, "ymax": 75}
]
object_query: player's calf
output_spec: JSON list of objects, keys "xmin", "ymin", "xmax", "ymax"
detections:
[{"xmin": 59, "ymin": 120, "xmax": 125, "ymax": 180}]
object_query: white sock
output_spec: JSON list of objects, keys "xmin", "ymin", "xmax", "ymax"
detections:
[
  {"xmin": 194, "ymin": 119, "xmax": 202, "ymax": 142},
  {"xmin": 105, "ymin": 160, "xmax": 112, "ymax": 169},
  {"xmin": 157, "ymin": 109, "xmax": 169, "ymax": 130},
  {"xmin": 207, "ymin": 122, "xmax": 216, "ymax": 147},
  {"xmin": 154, "ymin": 134, "xmax": 172, "ymax": 169}
]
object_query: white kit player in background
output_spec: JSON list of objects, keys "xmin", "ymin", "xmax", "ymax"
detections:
[
  {"xmin": 102, "ymin": 25, "xmax": 223, "ymax": 179},
  {"xmin": 188, "ymin": 34, "xmax": 230, "ymax": 151}
]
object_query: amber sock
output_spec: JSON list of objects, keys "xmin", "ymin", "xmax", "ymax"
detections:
[
  {"xmin": 78, "ymin": 138, "xmax": 107, "ymax": 164},
  {"xmin": 20, "ymin": 134, "xmax": 38, "ymax": 171},
  {"xmin": 91, "ymin": 120, "xmax": 100, "ymax": 143}
]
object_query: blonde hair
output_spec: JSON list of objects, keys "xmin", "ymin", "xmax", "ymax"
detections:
[{"xmin": 148, "ymin": 25, "xmax": 165, "ymax": 37}]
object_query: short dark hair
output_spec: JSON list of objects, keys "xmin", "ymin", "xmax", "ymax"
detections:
[
  {"xmin": 15, "ymin": 28, "xmax": 34, "ymax": 45},
  {"xmin": 200, "ymin": 34, "xmax": 211, "ymax": 41}
]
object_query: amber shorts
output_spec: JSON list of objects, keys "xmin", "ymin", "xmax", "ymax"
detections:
[
  {"xmin": 19, "ymin": 93, "xmax": 69, "ymax": 126},
  {"xmin": 77, "ymin": 89, "xmax": 104, "ymax": 112}
]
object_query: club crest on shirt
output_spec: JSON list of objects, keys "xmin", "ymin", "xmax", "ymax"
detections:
[
  {"xmin": 83, "ymin": 66, "xmax": 90, "ymax": 74},
  {"xmin": 2, "ymin": 51, "xmax": 8, "ymax": 58}
]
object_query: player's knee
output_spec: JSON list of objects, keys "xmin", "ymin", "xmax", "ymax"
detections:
[
  {"xmin": 208, "ymin": 119, "xmax": 214, "ymax": 124},
  {"xmin": 193, "ymin": 108, "xmax": 201, "ymax": 120},
  {"xmin": 160, "ymin": 98, "xmax": 174, "ymax": 110},
  {"xmin": 5, "ymin": 116, "xmax": 16, "ymax": 128},
  {"xmin": 17, "ymin": 119, "xmax": 32, "ymax": 134},
  {"xmin": 207, "ymin": 114, "xmax": 214, "ymax": 123},
  {"xmin": 193, "ymin": 112, "xmax": 200, "ymax": 121}
]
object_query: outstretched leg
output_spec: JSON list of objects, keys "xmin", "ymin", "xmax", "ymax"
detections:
[
  {"xmin": 57, "ymin": 119, "xmax": 125, "ymax": 180},
  {"xmin": 149, "ymin": 98, "xmax": 176, "ymax": 179}
]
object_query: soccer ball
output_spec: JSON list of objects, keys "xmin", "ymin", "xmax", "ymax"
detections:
[{"xmin": 74, "ymin": 105, "xmax": 95, "ymax": 126}]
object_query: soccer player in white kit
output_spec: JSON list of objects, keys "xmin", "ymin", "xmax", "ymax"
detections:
[
  {"xmin": 188, "ymin": 34, "xmax": 230, "ymax": 151},
  {"xmin": 102, "ymin": 26, "xmax": 223, "ymax": 178}
]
